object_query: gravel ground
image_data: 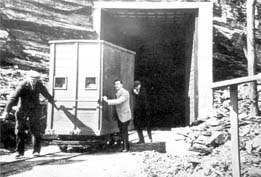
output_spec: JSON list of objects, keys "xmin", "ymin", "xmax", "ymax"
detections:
[
  {"xmin": 1, "ymin": 111, "xmax": 260, "ymax": 177},
  {"xmin": 7, "ymin": 152, "xmax": 146, "ymax": 177},
  {"xmin": 0, "ymin": 129, "xmax": 193, "ymax": 177},
  {"xmin": 0, "ymin": 129, "xmax": 235, "ymax": 177}
]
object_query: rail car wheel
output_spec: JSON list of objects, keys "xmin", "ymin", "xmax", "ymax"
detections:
[
  {"xmin": 58, "ymin": 145, "xmax": 68, "ymax": 152},
  {"xmin": 107, "ymin": 133, "xmax": 121, "ymax": 146}
]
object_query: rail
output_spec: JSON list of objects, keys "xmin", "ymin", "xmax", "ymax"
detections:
[
  {"xmin": 0, "ymin": 151, "xmax": 87, "ymax": 176},
  {"xmin": 212, "ymin": 74, "xmax": 261, "ymax": 177}
]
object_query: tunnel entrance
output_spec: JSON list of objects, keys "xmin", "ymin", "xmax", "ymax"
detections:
[{"xmin": 99, "ymin": 8, "xmax": 198, "ymax": 127}]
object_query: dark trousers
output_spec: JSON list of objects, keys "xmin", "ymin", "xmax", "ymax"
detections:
[
  {"xmin": 134, "ymin": 114, "xmax": 152, "ymax": 143},
  {"xmin": 15, "ymin": 108, "xmax": 41, "ymax": 155},
  {"xmin": 137, "ymin": 126, "xmax": 152, "ymax": 143},
  {"xmin": 117, "ymin": 120, "xmax": 130, "ymax": 150},
  {"xmin": 136, "ymin": 121, "xmax": 152, "ymax": 143}
]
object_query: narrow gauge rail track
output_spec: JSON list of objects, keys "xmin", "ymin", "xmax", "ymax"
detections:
[{"xmin": 0, "ymin": 151, "xmax": 89, "ymax": 177}]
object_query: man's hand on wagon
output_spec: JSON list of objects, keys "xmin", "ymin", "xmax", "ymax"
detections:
[{"xmin": 102, "ymin": 96, "xmax": 108, "ymax": 103}]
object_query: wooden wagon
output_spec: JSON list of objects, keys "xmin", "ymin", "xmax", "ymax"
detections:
[{"xmin": 44, "ymin": 40, "xmax": 135, "ymax": 150}]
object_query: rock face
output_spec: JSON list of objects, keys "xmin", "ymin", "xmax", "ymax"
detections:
[
  {"xmin": 0, "ymin": 0, "xmax": 96, "ymax": 72},
  {"xmin": 0, "ymin": 0, "xmax": 260, "ymax": 76},
  {"xmin": 213, "ymin": 0, "xmax": 261, "ymax": 81}
]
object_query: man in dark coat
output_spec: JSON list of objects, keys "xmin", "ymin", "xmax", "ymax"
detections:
[
  {"xmin": 2, "ymin": 70, "xmax": 59, "ymax": 158},
  {"xmin": 133, "ymin": 80, "xmax": 152, "ymax": 144}
]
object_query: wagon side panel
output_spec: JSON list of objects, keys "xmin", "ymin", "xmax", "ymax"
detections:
[
  {"xmin": 100, "ymin": 42, "xmax": 135, "ymax": 134},
  {"xmin": 100, "ymin": 42, "xmax": 120, "ymax": 135},
  {"xmin": 120, "ymin": 49, "xmax": 135, "ymax": 130}
]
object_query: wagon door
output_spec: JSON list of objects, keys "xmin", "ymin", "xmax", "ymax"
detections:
[
  {"xmin": 49, "ymin": 43, "xmax": 78, "ymax": 135},
  {"xmin": 76, "ymin": 42, "xmax": 101, "ymax": 135}
]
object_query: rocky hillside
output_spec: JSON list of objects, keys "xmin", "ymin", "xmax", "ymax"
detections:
[
  {"xmin": 0, "ymin": 0, "xmax": 95, "ymax": 73},
  {"xmin": 0, "ymin": 0, "xmax": 260, "ymax": 78},
  {"xmin": 1, "ymin": 0, "xmax": 261, "ymax": 109},
  {"xmin": 213, "ymin": 0, "xmax": 261, "ymax": 81}
]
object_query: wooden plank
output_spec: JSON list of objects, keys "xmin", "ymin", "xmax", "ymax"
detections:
[
  {"xmin": 212, "ymin": 74, "xmax": 261, "ymax": 89},
  {"xmin": 229, "ymin": 85, "xmax": 241, "ymax": 177},
  {"xmin": 193, "ymin": 14, "xmax": 198, "ymax": 124},
  {"xmin": 130, "ymin": 142, "xmax": 166, "ymax": 153}
]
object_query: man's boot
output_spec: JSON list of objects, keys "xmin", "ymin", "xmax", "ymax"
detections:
[
  {"xmin": 122, "ymin": 140, "xmax": 129, "ymax": 152},
  {"xmin": 137, "ymin": 129, "xmax": 145, "ymax": 144}
]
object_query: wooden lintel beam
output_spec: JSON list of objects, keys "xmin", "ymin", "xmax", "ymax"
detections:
[{"xmin": 212, "ymin": 74, "xmax": 261, "ymax": 89}]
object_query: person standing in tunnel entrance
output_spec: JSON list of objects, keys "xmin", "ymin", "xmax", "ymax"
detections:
[
  {"xmin": 132, "ymin": 80, "xmax": 152, "ymax": 144},
  {"xmin": 2, "ymin": 70, "xmax": 59, "ymax": 158},
  {"xmin": 103, "ymin": 79, "xmax": 132, "ymax": 152}
]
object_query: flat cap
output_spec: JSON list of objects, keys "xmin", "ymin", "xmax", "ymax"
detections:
[{"xmin": 134, "ymin": 80, "xmax": 141, "ymax": 87}]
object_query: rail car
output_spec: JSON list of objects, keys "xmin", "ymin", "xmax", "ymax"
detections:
[{"xmin": 44, "ymin": 40, "xmax": 135, "ymax": 151}]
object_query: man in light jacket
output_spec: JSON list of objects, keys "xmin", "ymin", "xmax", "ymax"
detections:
[{"xmin": 103, "ymin": 79, "xmax": 132, "ymax": 152}]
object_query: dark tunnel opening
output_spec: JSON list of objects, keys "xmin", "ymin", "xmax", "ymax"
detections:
[{"xmin": 101, "ymin": 9, "xmax": 197, "ymax": 127}]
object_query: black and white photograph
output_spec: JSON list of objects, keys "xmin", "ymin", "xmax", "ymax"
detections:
[{"xmin": 0, "ymin": 0, "xmax": 261, "ymax": 176}]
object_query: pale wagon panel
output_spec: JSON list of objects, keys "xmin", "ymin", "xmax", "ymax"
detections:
[{"xmin": 45, "ymin": 40, "xmax": 135, "ymax": 145}]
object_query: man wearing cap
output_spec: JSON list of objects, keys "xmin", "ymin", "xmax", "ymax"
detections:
[
  {"xmin": 132, "ymin": 80, "xmax": 152, "ymax": 144},
  {"xmin": 2, "ymin": 70, "xmax": 59, "ymax": 158}
]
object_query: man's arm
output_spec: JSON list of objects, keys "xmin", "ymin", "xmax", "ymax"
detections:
[
  {"xmin": 2, "ymin": 82, "xmax": 23, "ymax": 119},
  {"xmin": 4, "ymin": 84, "xmax": 22, "ymax": 113},
  {"xmin": 38, "ymin": 81, "xmax": 59, "ymax": 109},
  {"xmin": 107, "ymin": 92, "xmax": 129, "ymax": 105}
]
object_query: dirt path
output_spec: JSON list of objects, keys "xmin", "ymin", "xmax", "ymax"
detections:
[
  {"xmin": 1, "ymin": 129, "xmax": 236, "ymax": 177},
  {"xmin": 1, "ymin": 130, "xmax": 173, "ymax": 177},
  {"xmin": 8, "ymin": 152, "xmax": 146, "ymax": 177}
]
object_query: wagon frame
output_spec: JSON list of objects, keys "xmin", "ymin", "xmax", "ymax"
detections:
[{"xmin": 44, "ymin": 40, "xmax": 135, "ymax": 150}]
